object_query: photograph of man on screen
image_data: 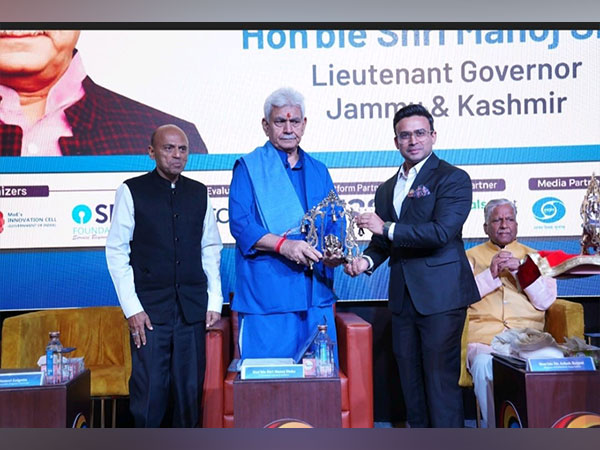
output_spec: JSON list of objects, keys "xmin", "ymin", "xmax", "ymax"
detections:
[{"xmin": 0, "ymin": 29, "xmax": 207, "ymax": 156}]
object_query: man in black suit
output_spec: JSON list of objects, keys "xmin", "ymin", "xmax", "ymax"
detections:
[{"xmin": 345, "ymin": 104, "xmax": 479, "ymax": 427}]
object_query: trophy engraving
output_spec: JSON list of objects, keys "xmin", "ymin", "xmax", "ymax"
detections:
[
  {"xmin": 301, "ymin": 190, "xmax": 363, "ymax": 268},
  {"xmin": 580, "ymin": 172, "xmax": 600, "ymax": 255}
]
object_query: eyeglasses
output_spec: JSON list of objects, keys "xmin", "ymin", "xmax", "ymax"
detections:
[
  {"xmin": 396, "ymin": 129, "xmax": 433, "ymax": 142},
  {"xmin": 272, "ymin": 118, "xmax": 304, "ymax": 128}
]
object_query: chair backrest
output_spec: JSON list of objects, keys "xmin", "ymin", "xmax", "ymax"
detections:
[
  {"xmin": 459, "ymin": 298, "xmax": 586, "ymax": 388},
  {"xmin": 544, "ymin": 298, "xmax": 584, "ymax": 343},
  {"xmin": 228, "ymin": 293, "xmax": 241, "ymax": 360},
  {"xmin": 1, "ymin": 306, "xmax": 130, "ymax": 371}
]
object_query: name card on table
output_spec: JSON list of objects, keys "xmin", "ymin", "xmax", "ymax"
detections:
[
  {"xmin": 0, "ymin": 372, "xmax": 44, "ymax": 388},
  {"xmin": 528, "ymin": 356, "xmax": 596, "ymax": 372},
  {"xmin": 240, "ymin": 358, "xmax": 305, "ymax": 380}
]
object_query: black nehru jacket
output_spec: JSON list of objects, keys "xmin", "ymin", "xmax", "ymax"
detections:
[{"xmin": 125, "ymin": 170, "xmax": 208, "ymax": 324}]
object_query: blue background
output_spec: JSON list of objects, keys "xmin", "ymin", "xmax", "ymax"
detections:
[{"xmin": 2, "ymin": 144, "xmax": 599, "ymax": 310}]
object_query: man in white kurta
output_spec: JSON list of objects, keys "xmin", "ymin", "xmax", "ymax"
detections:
[{"xmin": 466, "ymin": 199, "xmax": 556, "ymax": 427}]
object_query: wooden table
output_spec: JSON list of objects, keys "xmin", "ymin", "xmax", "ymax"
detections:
[
  {"xmin": 493, "ymin": 356, "xmax": 600, "ymax": 428},
  {"xmin": 233, "ymin": 374, "xmax": 342, "ymax": 428},
  {"xmin": 0, "ymin": 369, "xmax": 90, "ymax": 428}
]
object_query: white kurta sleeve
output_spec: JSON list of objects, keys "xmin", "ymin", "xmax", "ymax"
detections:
[
  {"xmin": 202, "ymin": 193, "xmax": 224, "ymax": 314},
  {"xmin": 105, "ymin": 184, "xmax": 144, "ymax": 319}
]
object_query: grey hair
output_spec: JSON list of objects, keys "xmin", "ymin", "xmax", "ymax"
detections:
[
  {"xmin": 263, "ymin": 87, "xmax": 305, "ymax": 120},
  {"xmin": 484, "ymin": 199, "xmax": 517, "ymax": 224}
]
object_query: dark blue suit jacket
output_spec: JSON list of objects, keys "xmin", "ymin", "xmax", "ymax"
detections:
[{"xmin": 365, "ymin": 153, "xmax": 479, "ymax": 315}]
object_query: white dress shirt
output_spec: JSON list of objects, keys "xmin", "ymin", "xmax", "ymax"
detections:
[
  {"xmin": 363, "ymin": 154, "xmax": 434, "ymax": 271},
  {"xmin": 105, "ymin": 182, "xmax": 224, "ymax": 319},
  {"xmin": 387, "ymin": 153, "xmax": 433, "ymax": 240}
]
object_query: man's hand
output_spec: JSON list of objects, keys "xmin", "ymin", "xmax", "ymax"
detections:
[
  {"xmin": 490, "ymin": 250, "xmax": 520, "ymax": 278},
  {"xmin": 323, "ymin": 254, "xmax": 346, "ymax": 268},
  {"xmin": 280, "ymin": 239, "xmax": 322, "ymax": 266},
  {"xmin": 206, "ymin": 311, "xmax": 221, "ymax": 328},
  {"xmin": 356, "ymin": 212, "xmax": 385, "ymax": 236},
  {"xmin": 127, "ymin": 311, "xmax": 153, "ymax": 349},
  {"xmin": 344, "ymin": 256, "xmax": 370, "ymax": 277}
]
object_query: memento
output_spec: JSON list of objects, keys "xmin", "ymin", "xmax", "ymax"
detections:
[
  {"xmin": 300, "ymin": 190, "xmax": 363, "ymax": 268},
  {"xmin": 580, "ymin": 172, "xmax": 600, "ymax": 255}
]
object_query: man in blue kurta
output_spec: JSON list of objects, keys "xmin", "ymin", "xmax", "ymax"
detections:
[{"xmin": 229, "ymin": 87, "xmax": 342, "ymax": 360}]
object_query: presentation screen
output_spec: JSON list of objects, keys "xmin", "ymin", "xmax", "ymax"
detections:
[{"xmin": 1, "ymin": 28, "xmax": 599, "ymax": 310}]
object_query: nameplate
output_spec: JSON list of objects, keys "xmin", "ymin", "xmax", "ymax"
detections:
[
  {"xmin": 0, "ymin": 371, "xmax": 44, "ymax": 388},
  {"xmin": 528, "ymin": 356, "xmax": 596, "ymax": 372},
  {"xmin": 240, "ymin": 359, "xmax": 304, "ymax": 380}
]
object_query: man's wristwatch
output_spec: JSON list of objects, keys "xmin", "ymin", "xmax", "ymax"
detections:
[{"xmin": 382, "ymin": 221, "xmax": 393, "ymax": 239}]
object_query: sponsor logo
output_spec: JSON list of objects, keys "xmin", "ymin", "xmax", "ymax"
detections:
[
  {"xmin": 1, "ymin": 211, "xmax": 57, "ymax": 230},
  {"xmin": 72, "ymin": 204, "xmax": 93, "ymax": 224},
  {"xmin": 552, "ymin": 412, "xmax": 600, "ymax": 428},
  {"xmin": 532, "ymin": 197, "xmax": 566, "ymax": 223},
  {"xmin": 471, "ymin": 199, "xmax": 487, "ymax": 210},
  {"xmin": 264, "ymin": 418, "xmax": 313, "ymax": 428},
  {"xmin": 72, "ymin": 412, "xmax": 88, "ymax": 428},
  {"xmin": 71, "ymin": 203, "xmax": 112, "ymax": 241},
  {"xmin": 499, "ymin": 400, "xmax": 523, "ymax": 428},
  {"xmin": 214, "ymin": 207, "xmax": 229, "ymax": 224}
]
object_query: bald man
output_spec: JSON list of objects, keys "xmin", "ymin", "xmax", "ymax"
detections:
[{"xmin": 106, "ymin": 125, "xmax": 222, "ymax": 427}]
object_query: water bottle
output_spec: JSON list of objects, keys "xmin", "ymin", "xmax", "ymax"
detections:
[
  {"xmin": 314, "ymin": 324, "xmax": 334, "ymax": 377},
  {"xmin": 45, "ymin": 331, "xmax": 63, "ymax": 384}
]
